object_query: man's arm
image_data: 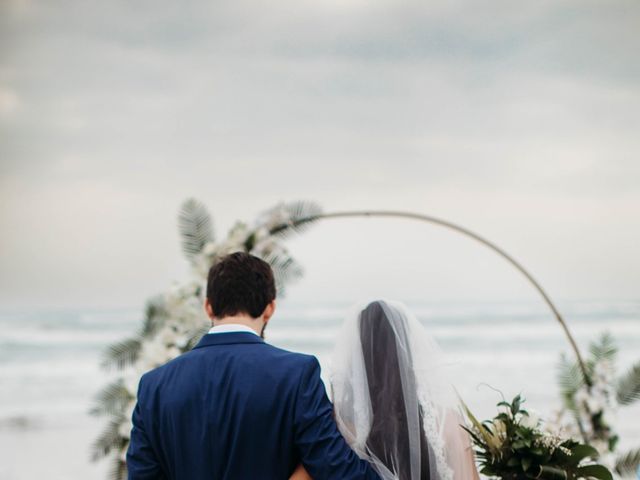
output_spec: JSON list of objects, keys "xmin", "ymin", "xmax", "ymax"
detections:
[
  {"xmin": 126, "ymin": 375, "xmax": 166, "ymax": 480},
  {"xmin": 293, "ymin": 356, "xmax": 381, "ymax": 480}
]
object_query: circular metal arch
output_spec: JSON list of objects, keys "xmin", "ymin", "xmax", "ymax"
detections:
[{"xmin": 279, "ymin": 209, "xmax": 591, "ymax": 387}]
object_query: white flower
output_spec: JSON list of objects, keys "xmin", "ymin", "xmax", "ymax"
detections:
[
  {"xmin": 253, "ymin": 236, "xmax": 277, "ymax": 255},
  {"xmin": 574, "ymin": 386, "xmax": 590, "ymax": 405},
  {"xmin": 158, "ymin": 325, "xmax": 178, "ymax": 345},
  {"xmin": 519, "ymin": 409, "xmax": 540, "ymax": 429},
  {"xmin": 202, "ymin": 241, "xmax": 217, "ymax": 256},
  {"xmin": 256, "ymin": 202, "xmax": 292, "ymax": 231},
  {"xmin": 253, "ymin": 226, "xmax": 270, "ymax": 242},
  {"xmin": 124, "ymin": 400, "xmax": 136, "ymax": 421},
  {"xmin": 119, "ymin": 418, "xmax": 133, "ymax": 438},
  {"xmin": 226, "ymin": 222, "xmax": 250, "ymax": 246},
  {"xmin": 535, "ymin": 432, "xmax": 564, "ymax": 454},
  {"xmin": 191, "ymin": 253, "xmax": 212, "ymax": 278},
  {"xmin": 138, "ymin": 334, "xmax": 173, "ymax": 370},
  {"xmin": 586, "ymin": 393, "xmax": 604, "ymax": 413},
  {"xmin": 122, "ymin": 371, "xmax": 142, "ymax": 395}
]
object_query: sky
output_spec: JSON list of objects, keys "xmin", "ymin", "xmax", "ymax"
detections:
[{"xmin": 1, "ymin": 0, "xmax": 639, "ymax": 309}]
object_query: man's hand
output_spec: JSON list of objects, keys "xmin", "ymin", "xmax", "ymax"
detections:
[{"xmin": 290, "ymin": 463, "xmax": 313, "ymax": 480}]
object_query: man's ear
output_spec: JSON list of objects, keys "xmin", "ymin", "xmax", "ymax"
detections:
[
  {"xmin": 204, "ymin": 297, "xmax": 215, "ymax": 321},
  {"xmin": 262, "ymin": 299, "xmax": 276, "ymax": 323}
]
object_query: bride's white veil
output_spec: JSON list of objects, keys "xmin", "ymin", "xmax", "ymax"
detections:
[{"xmin": 329, "ymin": 298, "xmax": 475, "ymax": 480}]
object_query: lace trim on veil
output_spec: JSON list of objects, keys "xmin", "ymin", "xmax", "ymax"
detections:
[{"xmin": 418, "ymin": 391, "xmax": 454, "ymax": 480}]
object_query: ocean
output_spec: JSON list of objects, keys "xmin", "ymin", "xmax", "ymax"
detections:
[{"xmin": 0, "ymin": 299, "xmax": 638, "ymax": 479}]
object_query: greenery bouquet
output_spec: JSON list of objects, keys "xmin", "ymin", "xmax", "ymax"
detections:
[{"xmin": 461, "ymin": 394, "xmax": 613, "ymax": 480}]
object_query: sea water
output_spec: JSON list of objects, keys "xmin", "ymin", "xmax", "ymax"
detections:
[{"xmin": 0, "ymin": 300, "xmax": 638, "ymax": 479}]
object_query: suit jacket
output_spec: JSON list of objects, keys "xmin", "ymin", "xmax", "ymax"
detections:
[{"xmin": 126, "ymin": 331, "xmax": 381, "ymax": 480}]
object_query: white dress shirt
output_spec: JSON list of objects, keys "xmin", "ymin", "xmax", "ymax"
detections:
[{"xmin": 207, "ymin": 323, "xmax": 259, "ymax": 336}]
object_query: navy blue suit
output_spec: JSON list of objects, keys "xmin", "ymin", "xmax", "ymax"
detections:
[{"xmin": 126, "ymin": 331, "xmax": 381, "ymax": 480}]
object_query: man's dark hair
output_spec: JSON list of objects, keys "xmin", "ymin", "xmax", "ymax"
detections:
[{"xmin": 206, "ymin": 252, "xmax": 276, "ymax": 319}]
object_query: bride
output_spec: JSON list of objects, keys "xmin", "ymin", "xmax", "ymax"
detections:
[{"xmin": 291, "ymin": 298, "xmax": 480, "ymax": 480}]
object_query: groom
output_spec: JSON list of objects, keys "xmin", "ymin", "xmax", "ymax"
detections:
[{"xmin": 126, "ymin": 251, "xmax": 381, "ymax": 480}]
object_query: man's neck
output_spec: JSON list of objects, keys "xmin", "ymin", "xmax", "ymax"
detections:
[{"xmin": 212, "ymin": 315, "xmax": 262, "ymax": 336}]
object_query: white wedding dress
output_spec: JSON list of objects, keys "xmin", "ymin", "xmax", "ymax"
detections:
[{"xmin": 329, "ymin": 298, "xmax": 480, "ymax": 480}]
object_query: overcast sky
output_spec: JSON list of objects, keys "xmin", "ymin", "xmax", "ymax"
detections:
[{"xmin": 1, "ymin": 0, "xmax": 639, "ymax": 309}]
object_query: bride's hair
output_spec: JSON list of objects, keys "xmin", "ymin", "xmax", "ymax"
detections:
[{"xmin": 358, "ymin": 300, "xmax": 432, "ymax": 480}]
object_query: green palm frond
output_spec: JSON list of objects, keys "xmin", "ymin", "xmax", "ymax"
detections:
[
  {"xmin": 616, "ymin": 362, "xmax": 640, "ymax": 406},
  {"xmin": 89, "ymin": 379, "xmax": 135, "ymax": 417},
  {"xmin": 258, "ymin": 251, "xmax": 303, "ymax": 297},
  {"xmin": 614, "ymin": 447, "xmax": 640, "ymax": 478},
  {"xmin": 557, "ymin": 353, "xmax": 584, "ymax": 404},
  {"xmin": 266, "ymin": 200, "xmax": 323, "ymax": 238},
  {"xmin": 90, "ymin": 417, "xmax": 127, "ymax": 461},
  {"xmin": 178, "ymin": 198, "xmax": 214, "ymax": 261},
  {"xmin": 108, "ymin": 457, "xmax": 127, "ymax": 480},
  {"xmin": 140, "ymin": 295, "xmax": 169, "ymax": 338},
  {"xmin": 589, "ymin": 332, "xmax": 617, "ymax": 363},
  {"xmin": 100, "ymin": 337, "xmax": 142, "ymax": 371}
]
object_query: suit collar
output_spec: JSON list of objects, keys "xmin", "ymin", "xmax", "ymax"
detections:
[{"xmin": 193, "ymin": 331, "xmax": 265, "ymax": 349}]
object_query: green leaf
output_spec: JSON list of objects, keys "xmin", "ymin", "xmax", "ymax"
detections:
[
  {"xmin": 496, "ymin": 412, "xmax": 511, "ymax": 422},
  {"xmin": 513, "ymin": 440, "xmax": 527, "ymax": 449},
  {"xmin": 614, "ymin": 447, "xmax": 640, "ymax": 477},
  {"xmin": 89, "ymin": 379, "xmax": 134, "ymax": 417},
  {"xmin": 557, "ymin": 353, "xmax": 584, "ymax": 401},
  {"xmin": 480, "ymin": 466, "xmax": 496, "ymax": 475},
  {"xmin": 458, "ymin": 395, "xmax": 502, "ymax": 454},
  {"xmin": 461, "ymin": 425, "xmax": 485, "ymax": 449},
  {"xmin": 616, "ymin": 362, "xmax": 640, "ymax": 406},
  {"xmin": 566, "ymin": 444, "xmax": 599, "ymax": 466},
  {"xmin": 536, "ymin": 465, "xmax": 568, "ymax": 479},
  {"xmin": 178, "ymin": 198, "xmax": 214, "ymax": 261},
  {"xmin": 100, "ymin": 337, "xmax": 142, "ymax": 371},
  {"xmin": 107, "ymin": 458, "xmax": 127, "ymax": 480},
  {"xmin": 90, "ymin": 417, "xmax": 127, "ymax": 461},
  {"xmin": 264, "ymin": 200, "xmax": 323, "ymax": 239},
  {"xmin": 512, "ymin": 395, "xmax": 522, "ymax": 415},
  {"xmin": 589, "ymin": 332, "xmax": 617, "ymax": 363},
  {"xmin": 522, "ymin": 457, "xmax": 532, "ymax": 472},
  {"xmin": 507, "ymin": 457, "xmax": 520, "ymax": 467},
  {"xmin": 140, "ymin": 295, "xmax": 169, "ymax": 338},
  {"xmin": 575, "ymin": 464, "xmax": 613, "ymax": 480}
]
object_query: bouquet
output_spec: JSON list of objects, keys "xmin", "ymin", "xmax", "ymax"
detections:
[{"xmin": 461, "ymin": 394, "xmax": 613, "ymax": 480}]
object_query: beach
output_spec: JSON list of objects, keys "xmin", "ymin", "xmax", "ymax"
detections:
[{"xmin": 1, "ymin": 299, "xmax": 638, "ymax": 479}]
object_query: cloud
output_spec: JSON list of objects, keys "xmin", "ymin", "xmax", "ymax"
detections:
[{"xmin": 0, "ymin": 0, "xmax": 639, "ymax": 307}]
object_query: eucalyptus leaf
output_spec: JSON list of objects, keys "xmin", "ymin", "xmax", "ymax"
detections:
[
  {"xmin": 575, "ymin": 464, "xmax": 613, "ymax": 480},
  {"xmin": 536, "ymin": 465, "xmax": 568, "ymax": 479}
]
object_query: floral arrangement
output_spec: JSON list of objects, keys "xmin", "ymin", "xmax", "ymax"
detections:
[
  {"xmin": 461, "ymin": 394, "xmax": 613, "ymax": 479},
  {"xmin": 554, "ymin": 333, "xmax": 640, "ymax": 478},
  {"xmin": 88, "ymin": 197, "xmax": 639, "ymax": 480},
  {"xmin": 89, "ymin": 198, "xmax": 322, "ymax": 479}
]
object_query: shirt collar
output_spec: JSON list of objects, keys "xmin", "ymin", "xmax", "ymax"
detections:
[{"xmin": 208, "ymin": 323, "xmax": 260, "ymax": 337}]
